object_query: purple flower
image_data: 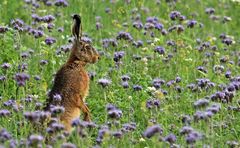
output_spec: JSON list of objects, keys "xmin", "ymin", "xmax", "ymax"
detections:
[
  {"xmin": 206, "ymin": 104, "xmax": 221, "ymax": 114},
  {"xmin": 180, "ymin": 126, "xmax": 194, "ymax": 135},
  {"xmin": 50, "ymin": 123, "xmax": 65, "ymax": 132},
  {"xmin": 1, "ymin": 63, "xmax": 11, "ymax": 70},
  {"xmin": 106, "ymin": 104, "xmax": 116, "ymax": 111},
  {"xmin": 88, "ymin": 71, "xmax": 96, "ymax": 80},
  {"xmin": 47, "ymin": 23, "xmax": 54, "ymax": 29},
  {"xmin": 164, "ymin": 133, "xmax": 177, "ymax": 144},
  {"xmin": 176, "ymin": 25, "xmax": 185, "ymax": 33},
  {"xmin": 179, "ymin": 15, "xmax": 186, "ymax": 21},
  {"xmin": 133, "ymin": 85, "xmax": 142, "ymax": 91},
  {"xmin": 154, "ymin": 23, "xmax": 164, "ymax": 30},
  {"xmin": 0, "ymin": 109, "xmax": 11, "ymax": 117},
  {"xmin": 161, "ymin": 29, "xmax": 168, "ymax": 35},
  {"xmin": 105, "ymin": 7, "xmax": 111, "ymax": 13},
  {"xmin": 3, "ymin": 99, "xmax": 16, "ymax": 107},
  {"xmin": 168, "ymin": 25, "xmax": 176, "ymax": 32},
  {"xmin": 29, "ymin": 29, "xmax": 44, "ymax": 38},
  {"xmin": 193, "ymin": 111, "xmax": 208, "ymax": 121},
  {"xmin": 166, "ymin": 80, "xmax": 175, "ymax": 87},
  {"xmin": 50, "ymin": 106, "xmax": 65, "ymax": 115},
  {"xmin": 122, "ymin": 122, "xmax": 136, "ymax": 132},
  {"xmin": 18, "ymin": 63, "xmax": 28, "ymax": 71},
  {"xmin": 24, "ymin": 111, "xmax": 40, "ymax": 122},
  {"xmin": 96, "ymin": 126, "xmax": 109, "ymax": 144},
  {"xmin": 61, "ymin": 143, "xmax": 77, "ymax": 148},
  {"xmin": 143, "ymin": 125, "xmax": 163, "ymax": 138},
  {"xmin": 34, "ymin": 75, "xmax": 41, "ymax": 81},
  {"xmin": 40, "ymin": 60, "xmax": 48, "ymax": 66},
  {"xmin": 0, "ymin": 26, "xmax": 8, "ymax": 33},
  {"xmin": 28, "ymin": 135, "xmax": 43, "ymax": 145},
  {"xmin": 43, "ymin": 15, "xmax": 55, "ymax": 23},
  {"xmin": 108, "ymin": 107, "xmax": 122, "ymax": 119},
  {"xmin": 21, "ymin": 52, "xmax": 30, "ymax": 59},
  {"xmin": 132, "ymin": 40, "xmax": 143, "ymax": 48},
  {"xmin": 181, "ymin": 115, "xmax": 192, "ymax": 125},
  {"xmin": 185, "ymin": 131, "xmax": 202, "ymax": 144},
  {"xmin": 55, "ymin": 0, "xmax": 68, "ymax": 7},
  {"xmin": 57, "ymin": 27, "xmax": 64, "ymax": 32},
  {"xmin": 222, "ymin": 38, "xmax": 233, "ymax": 46},
  {"xmin": 146, "ymin": 16, "xmax": 158, "ymax": 24},
  {"xmin": 45, "ymin": 1, "xmax": 53, "ymax": 6},
  {"xmin": 121, "ymin": 75, "xmax": 131, "ymax": 81},
  {"xmin": 154, "ymin": 46, "xmax": 165, "ymax": 55},
  {"xmin": 45, "ymin": 37, "xmax": 56, "ymax": 45},
  {"xmin": 53, "ymin": 94, "xmax": 62, "ymax": 103},
  {"xmin": 98, "ymin": 78, "xmax": 111, "ymax": 88},
  {"xmin": 121, "ymin": 81, "xmax": 129, "ymax": 88},
  {"xmin": 144, "ymin": 23, "xmax": 155, "ymax": 30},
  {"xmin": 205, "ymin": 8, "xmax": 215, "ymax": 14},
  {"xmin": 227, "ymin": 84, "xmax": 235, "ymax": 92},
  {"xmin": 175, "ymin": 76, "xmax": 181, "ymax": 83},
  {"xmin": 193, "ymin": 99, "xmax": 209, "ymax": 108},
  {"xmin": 114, "ymin": 51, "xmax": 125, "ymax": 62},
  {"xmin": 111, "ymin": 131, "xmax": 123, "ymax": 139},
  {"xmin": 102, "ymin": 38, "xmax": 118, "ymax": 48},
  {"xmin": 187, "ymin": 20, "xmax": 197, "ymax": 28},
  {"xmin": 169, "ymin": 11, "xmax": 181, "ymax": 20},
  {"xmin": 11, "ymin": 19, "xmax": 25, "ymax": 31},
  {"xmin": 226, "ymin": 141, "xmax": 239, "ymax": 148},
  {"xmin": 133, "ymin": 21, "xmax": 143, "ymax": 30},
  {"xmin": 116, "ymin": 31, "xmax": 133, "ymax": 41},
  {"xmin": 14, "ymin": 73, "xmax": 30, "ymax": 86},
  {"xmin": 0, "ymin": 129, "xmax": 12, "ymax": 143},
  {"xmin": 72, "ymin": 118, "xmax": 97, "ymax": 129},
  {"xmin": 152, "ymin": 78, "xmax": 165, "ymax": 89},
  {"xmin": 166, "ymin": 40, "xmax": 175, "ymax": 46},
  {"xmin": 96, "ymin": 22, "xmax": 103, "ymax": 30},
  {"xmin": 146, "ymin": 98, "xmax": 160, "ymax": 109},
  {"xmin": 81, "ymin": 36, "xmax": 92, "ymax": 43}
]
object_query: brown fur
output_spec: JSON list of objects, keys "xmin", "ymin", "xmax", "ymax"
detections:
[{"xmin": 44, "ymin": 14, "xmax": 99, "ymax": 132}]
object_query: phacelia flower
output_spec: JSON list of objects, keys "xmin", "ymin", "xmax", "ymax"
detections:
[
  {"xmin": 164, "ymin": 133, "xmax": 177, "ymax": 144},
  {"xmin": 107, "ymin": 104, "xmax": 122, "ymax": 119},
  {"xmin": 187, "ymin": 20, "xmax": 197, "ymax": 28},
  {"xmin": 14, "ymin": 73, "xmax": 30, "ymax": 86},
  {"xmin": 98, "ymin": 78, "xmax": 111, "ymax": 88},
  {"xmin": 143, "ymin": 125, "xmax": 163, "ymax": 138},
  {"xmin": 154, "ymin": 46, "xmax": 165, "ymax": 55},
  {"xmin": 61, "ymin": 143, "xmax": 77, "ymax": 148},
  {"xmin": 133, "ymin": 85, "xmax": 142, "ymax": 91},
  {"xmin": 55, "ymin": 0, "xmax": 68, "ymax": 7},
  {"xmin": 193, "ymin": 99, "xmax": 209, "ymax": 108},
  {"xmin": 45, "ymin": 37, "xmax": 56, "ymax": 45},
  {"xmin": 0, "ymin": 109, "xmax": 11, "ymax": 117},
  {"xmin": 116, "ymin": 31, "xmax": 133, "ymax": 41},
  {"xmin": 0, "ymin": 128, "xmax": 12, "ymax": 143},
  {"xmin": 169, "ymin": 11, "xmax": 181, "ymax": 20},
  {"xmin": 113, "ymin": 51, "xmax": 125, "ymax": 62}
]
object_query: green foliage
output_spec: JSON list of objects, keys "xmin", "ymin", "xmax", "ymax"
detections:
[{"xmin": 0, "ymin": 0, "xmax": 240, "ymax": 147}]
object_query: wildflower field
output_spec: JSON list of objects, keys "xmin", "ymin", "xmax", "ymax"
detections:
[{"xmin": 0, "ymin": 0, "xmax": 240, "ymax": 147}]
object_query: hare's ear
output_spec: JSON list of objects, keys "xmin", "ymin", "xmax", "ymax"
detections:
[{"xmin": 71, "ymin": 14, "xmax": 82, "ymax": 40}]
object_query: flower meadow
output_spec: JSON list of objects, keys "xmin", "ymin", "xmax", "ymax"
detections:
[{"xmin": 0, "ymin": 0, "xmax": 240, "ymax": 147}]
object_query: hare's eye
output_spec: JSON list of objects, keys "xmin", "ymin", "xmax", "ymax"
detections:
[{"xmin": 84, "ymin": 44, "xmax": 90, "ymax": 49}]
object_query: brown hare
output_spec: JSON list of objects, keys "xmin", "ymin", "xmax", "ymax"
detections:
[{"xmin": 44, "ymin": 14, "xmax": 99, "ymax": 131}]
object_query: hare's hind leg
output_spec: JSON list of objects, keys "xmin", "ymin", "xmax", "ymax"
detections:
[{"xmin": 82, "ymin": 103, "xmax": 91, "ymax": 122}]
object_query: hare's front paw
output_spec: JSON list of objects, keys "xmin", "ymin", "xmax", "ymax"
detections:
[{"xmin": 84, "ymin": 113, "xmax": 91, "ymax": 122}]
